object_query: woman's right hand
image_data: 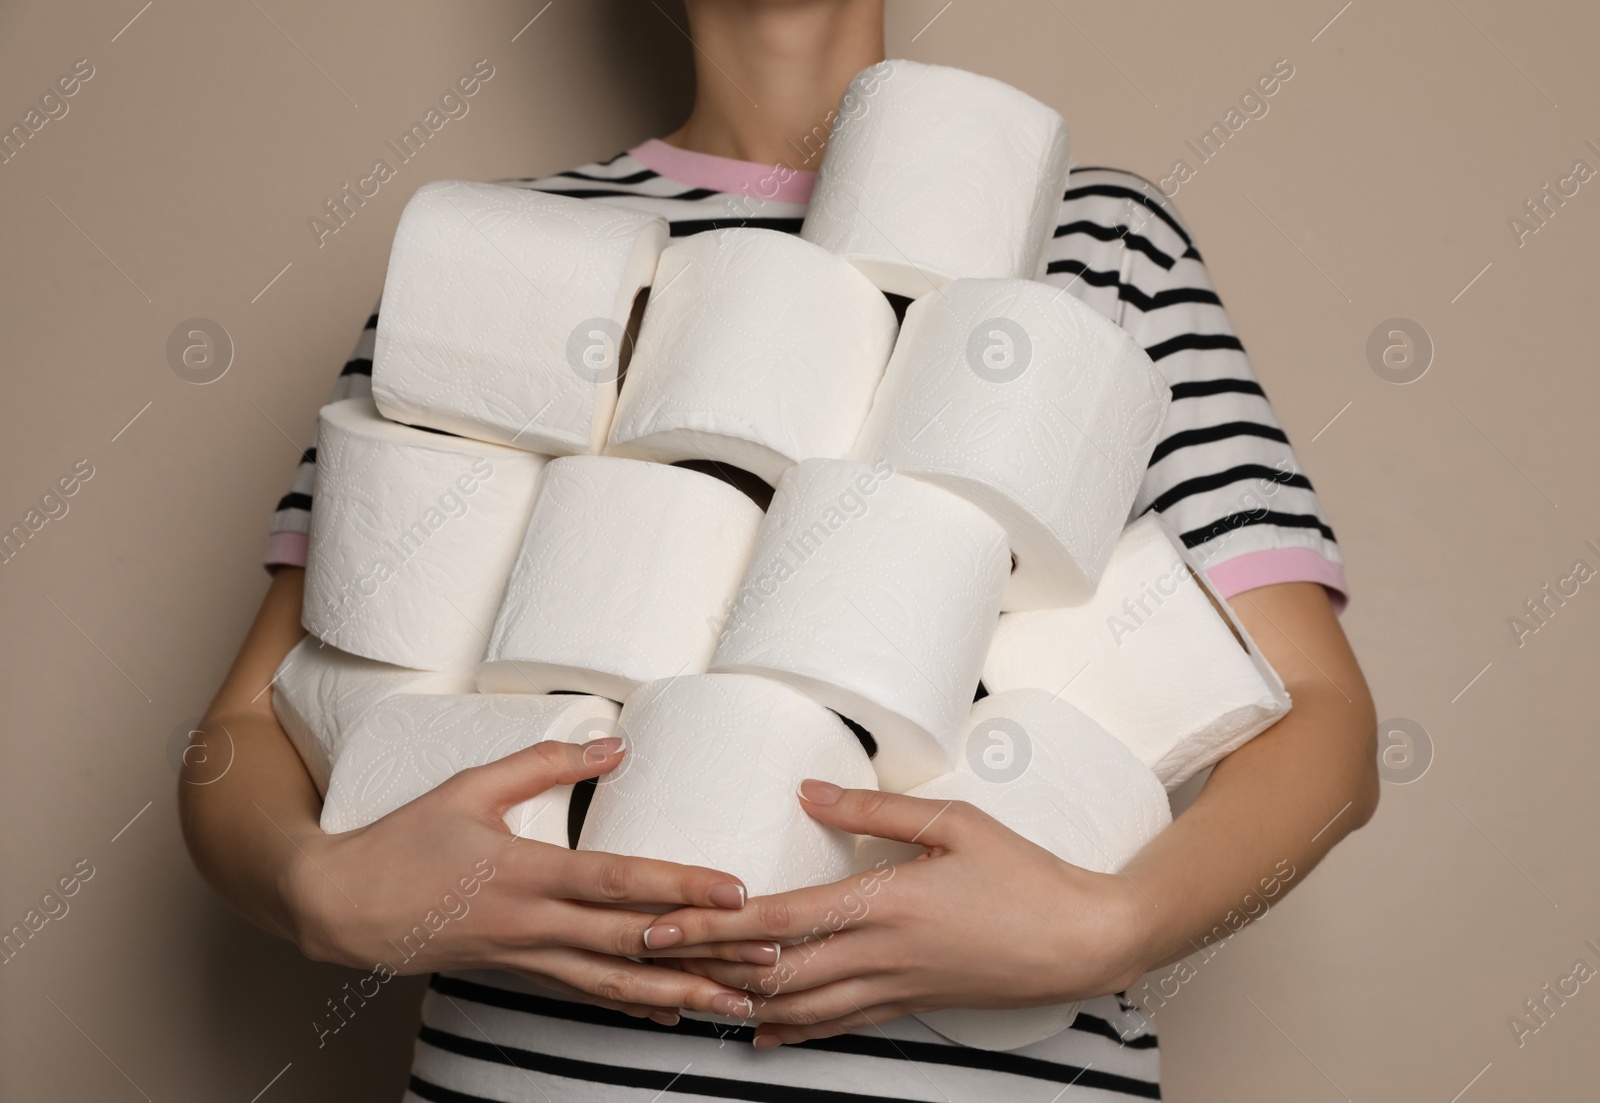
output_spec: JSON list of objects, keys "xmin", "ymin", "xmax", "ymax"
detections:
[{"xmin": 283, "ymin": 736, "xmax": 765, "ymax": 1024}]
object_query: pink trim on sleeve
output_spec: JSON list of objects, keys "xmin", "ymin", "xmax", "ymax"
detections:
[
  {"xmin": 629, "ymin": 139, "xmax": 817, "ymax": 204},
  {"xmin": 263, "ymin": 531, "xmax": 309, "ymax": 572},
  {"xmin": 1204, "ymin": 547, "xmax": 1349, "ymax": 614}
]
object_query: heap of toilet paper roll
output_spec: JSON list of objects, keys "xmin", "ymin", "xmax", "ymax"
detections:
[
  {"xmin": 860, "ymin": 689, "xmax": 1172, "ymax": 1050},
  {"xmin": 274, "ymin": 57, "xmax": 1294, "ymax": 1051},
  {"xmin": 983, "ymin": 513, "xmax": 1291, "ymax": 789},
  {"xmin": 372, "ymin": 180, "xmax": 667, "ymax": 455}
]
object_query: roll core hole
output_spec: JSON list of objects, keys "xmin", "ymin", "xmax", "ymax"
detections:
[
  {"xmin": 616, "ymin": 285, "xmax": 650, "ymax": 394},
  {"xmin": 832, "ymin": 712, "xmax": 878, "ymax": 758},
  {"xmin": 670, "ymin": 460, "xmax": 774, "ymax": 511},
  {"xmin": 1187, "ymin": 563, "xmax": 1248, "ymax": 651}
]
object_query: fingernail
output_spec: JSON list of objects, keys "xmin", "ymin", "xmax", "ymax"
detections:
[
  {"xmin": 738, "ymin": 941, "xmax": 780, "ymax": 965},
  {"xmin": 708, "ymin": 882, "xmax": 746, "ymax": 909},
  {"xmin": 642, "ymin": 924, "xmax": 682, "ymax": 950},
  {"xmin": 798, "ymin": 779, "xmax": 843, "ymax": 805},
  {"xmin": 711, "ymin": 993, "xmax": 754, "ymax": 1018},
  {"xmin": 753, "ymin": 1034, "xmax": 783, "ymax": 1050},
  {"xmin": 648, "ymin": 1010, "xmax": 680, "ymax": 1026},
  {"xmin": 583, "ymin": 736, "xmax": 624, "ymax": 754}
]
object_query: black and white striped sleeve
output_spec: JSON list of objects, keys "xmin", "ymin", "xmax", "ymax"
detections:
[
  {"xmin": 1047, "ymin": 167, "xmax": 1347, "ymax": 609},
  {"xmin": 1122, "ymin": 190, "xmax": 1346, "ymax": 607}
]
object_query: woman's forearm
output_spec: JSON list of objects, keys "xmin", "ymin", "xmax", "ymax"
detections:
[
  {"xmin": 178, "ymin": 567, "xmax": 319, "ymax": 944},
  {"xmin": 180, "ymin": 569, "xmax": 764, "ymax": 1018},
  {"xmin": 1119, "ymin": 581, "xmax": 1380, "ymax": 977}
]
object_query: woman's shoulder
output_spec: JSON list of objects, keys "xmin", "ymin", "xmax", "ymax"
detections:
[{"xmin": 1057, "ymin": 164, "xmax": 1198, "ymax": 265}]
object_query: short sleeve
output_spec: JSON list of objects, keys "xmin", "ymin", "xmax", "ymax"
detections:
[
  {"xmin": 1125, "ymin": 199, "xmax": 1345, "ymax": 609},
  {"xmin": 1043, "ymin": 168, "xmax": 1348, "ymax": 611}
]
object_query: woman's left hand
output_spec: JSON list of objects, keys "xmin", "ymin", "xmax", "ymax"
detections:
[{"xmin": 651, "ymin": 779, "xmax": 1155, "ymax": 1047}]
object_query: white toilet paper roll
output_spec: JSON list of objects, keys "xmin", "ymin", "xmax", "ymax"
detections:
[
  {"xmin": 886, "ymin": 689, "xmax": 1169, "ymax": 1051},
  {"xmin": 605, "ymin": 228, "xmax": 899, "ymax": 484},
  {"xmin": 711, "ymin": 459, "xmax": 1009, "ymax": 792},
  {"xmin": 270, "ymin": 638, "xmax": 477, "ymax": 795},
  {"xmin": 983, "ymin": 514, "xmax": 1292, "ymax": 788},
  {"xmin": 304, "ymin": 398, "xmax": 547, "ymax": 671},
  {"xmin": 321, "ymin": 692, "xmax": 620, "ymax": 839},
  {"xmin": 800, "ymin": 60, "xmax": 1072, "ymax": 297},
  {"xmin": 480, "ymin": 456, "xmax": 764, "ymax": 699},
  {"xmin": 372, "ymin": 180, "xmax": 668, "ymax": 455},
  {"xmin": 854, "ymin": 278, "xmax": 1170, "ymax": 610},
  {"xmin": 578, "ymin": 674, "xmax": 876, "ymax": 898}
]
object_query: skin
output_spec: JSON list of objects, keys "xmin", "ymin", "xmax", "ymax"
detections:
[
  {"xmin": 181, "ymin": 567, "xmax": 769, "ymax": 1026},
  {"xmin": 180, "ymin": 0, "xmax": 1379, "ymax": 1052},
  {"xmin": 665, "ymin": 582, "xmax": 1378, "ymax": 1047},
  {"xmin": 660, "ymin": 0, "xmax": 887, "ymax": 168}
]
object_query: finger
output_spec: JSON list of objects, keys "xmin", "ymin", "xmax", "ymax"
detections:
[
  {"xmin": 549, "ymin": 850, "xmax": 748, "ymax": 910},
  {"xmin": 659, "ymin": 872, "xmax": 890, "ymax": 947},
  {"xmin": 642, "ymin": 941, "xmax": 783, "ymax": 966},
  {"xmin": 523, "ymin": 971, "xmax": 681, "ymax": 1025},
  {"xmin": 797, "ymin": 779, "xmax": 985, "ymax": 849},
  {"xmin": 676, "ymin": 940, "xmax": 870, "ymax": 998},
  {"xmin": 749, "ymin": 977, "xmax": 903, "ymax": 1028},
  {"xmin": 454, "ymin": 737, "xmax": 627, "ymax": 816},
  {"xmin": 511, "ymin": 948, "xmax": 757, "ymax": 1020},
  {"xmin": 530, "ymin": 903, "xmax": 777, "ymax": 963},
  {"xmin": 754, "ymin": 1001, "xmax": 909, "ymax": 1048}
]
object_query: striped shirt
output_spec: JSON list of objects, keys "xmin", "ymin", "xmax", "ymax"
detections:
[{"xmin": 266, "ymin": 139, "xmax": 1347, "ymax": 1101}]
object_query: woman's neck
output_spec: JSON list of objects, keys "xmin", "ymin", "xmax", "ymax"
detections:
[{"xmin": 663, "ymin": 0, "xmax": 885, "ymax": 170}]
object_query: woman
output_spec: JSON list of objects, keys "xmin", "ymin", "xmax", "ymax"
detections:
[{"xmin": 181, "ymin": 1, "xmax": 1379, "ymax": 1098}]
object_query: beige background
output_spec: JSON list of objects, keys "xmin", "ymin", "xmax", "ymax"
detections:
[{"xmin": 2, "ymin": 0, "xmax": 1596, "ymax": 1099}]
